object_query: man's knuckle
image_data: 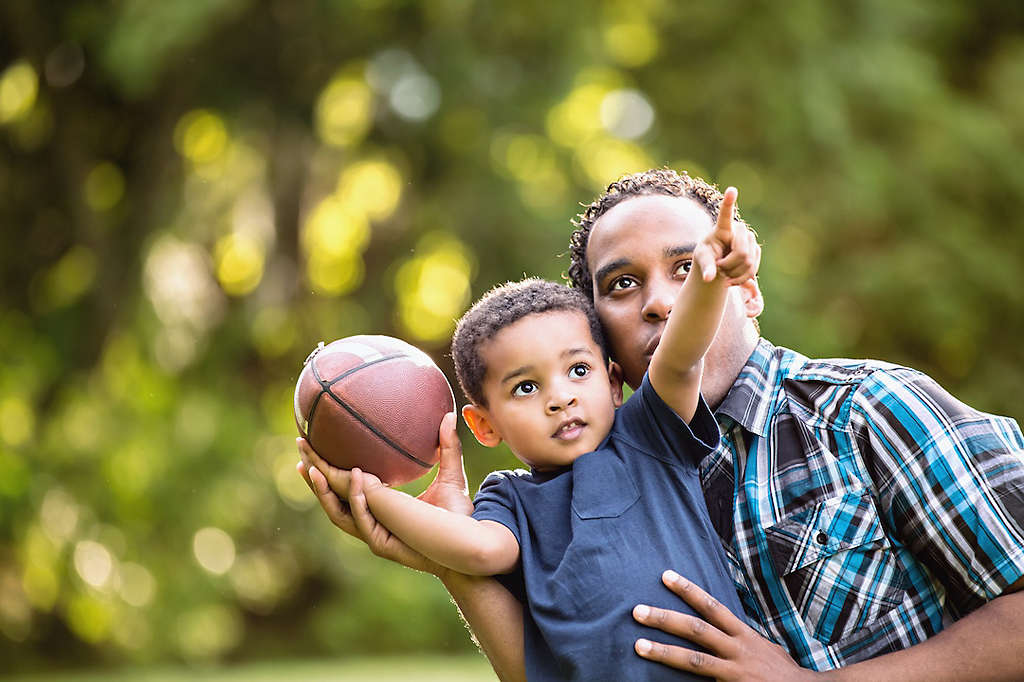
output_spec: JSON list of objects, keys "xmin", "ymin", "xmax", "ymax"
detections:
[{"xmin": 690, "ymin": 651, "xmax": 707, "ymax": 669}]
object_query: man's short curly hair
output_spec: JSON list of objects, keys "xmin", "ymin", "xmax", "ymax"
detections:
[
  {"xmin": 567, "ymin": 168, "xmax": 753, "ymax": 302},
  {"xmin": 451, "ymin": 278, "xmax": 606, "ymax": 407}
]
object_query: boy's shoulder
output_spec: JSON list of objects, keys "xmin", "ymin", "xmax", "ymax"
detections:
[
  {"xmin": 477, "ymin": 466, "xmax": 572, "ymax": 494},
  {"xmin": 605, "ymin": 375, "xmax": 719, "ymax": 467}
]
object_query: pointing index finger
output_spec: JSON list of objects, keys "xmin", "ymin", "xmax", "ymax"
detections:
[{"xmin": 715, "ymin": 186, "xmax": 738, "ymax": 244}]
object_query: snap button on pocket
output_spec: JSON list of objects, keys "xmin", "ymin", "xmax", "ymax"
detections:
[{"xmin": 764, "ymin": 488, "xmax": 908, "ymax": 646}]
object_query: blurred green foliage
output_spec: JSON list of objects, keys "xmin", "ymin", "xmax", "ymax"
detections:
[{"xmin": 2, "ymin": 0, "xmax": 1023, "ymax": 673}]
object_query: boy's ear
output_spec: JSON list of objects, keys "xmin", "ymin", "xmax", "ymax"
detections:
[
  {"xmin": 607, "ymin": 361, "xmax": 625, "ymax": 407},
  {"xmin": 462, "ymin": 404, "xmax": 503, "ymax": 448}
]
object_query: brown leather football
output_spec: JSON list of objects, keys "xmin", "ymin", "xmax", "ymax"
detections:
[{"xmin": 294, "ymin": 335, "xmax": 454, "ymax": 485}]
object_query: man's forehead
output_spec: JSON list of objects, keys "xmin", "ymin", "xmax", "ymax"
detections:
[{"xmin": 587, "ymin": 195, "xmax": 711, "ymax": 262}]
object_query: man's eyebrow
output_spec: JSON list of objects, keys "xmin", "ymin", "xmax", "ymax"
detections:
[
  {"xmin": 592, "ymin": 244, "xmax": 699, "ymax": 287},
  {"xmin": 593, "ymin": 258, "xmax": 630, "ymax": 287},
  {"xmin": 665, "ymin": 243, "xmax": 697, "ymax": 258}
]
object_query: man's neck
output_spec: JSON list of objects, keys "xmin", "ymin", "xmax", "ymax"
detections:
[{"xmin": 704, "ymin": 330, "xmax": 760, "ymax": 411}]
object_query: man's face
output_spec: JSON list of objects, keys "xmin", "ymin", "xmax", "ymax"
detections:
[
  {"xmin": 585, "ymin": 194, "xmax": 761, "ymax": 394},
  {"xmin": 471, "ymin": 310, "xmax": 622, "ymax": 471}
]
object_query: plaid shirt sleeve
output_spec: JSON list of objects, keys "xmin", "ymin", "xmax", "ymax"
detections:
[{"xmin": 852, "ymin": 366, "xmax": 1024, "ymax": 617}]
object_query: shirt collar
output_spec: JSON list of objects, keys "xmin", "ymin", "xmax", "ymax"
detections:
[{"xmin": 715, "ymin": 338, "xmax": 783, "ymax": 439}]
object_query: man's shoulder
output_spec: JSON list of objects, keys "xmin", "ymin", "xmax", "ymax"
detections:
[
  {"xmin": 772, "ymin": 343, "xmax": 914, "ymax": 387},
  {"xmin": 766, "ymin": 344, "xmax": 930, "ymax": 429}
]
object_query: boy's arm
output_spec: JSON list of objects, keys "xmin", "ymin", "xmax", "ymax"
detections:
[
  {"xmin": 351, "ymin": 468, "xmax": 520, "ymax": 576},
  {"xmin": 298, "ymin": 425, "xmax": 527, "ymax": 682},
  {"xmin": 648, "ymin": 187, "xmax": 759, "ymax": 421}
]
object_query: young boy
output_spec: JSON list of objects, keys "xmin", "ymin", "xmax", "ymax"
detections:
[{"xmin": 339, "ymin": 188, "xmax": 756, "ymax": 680}]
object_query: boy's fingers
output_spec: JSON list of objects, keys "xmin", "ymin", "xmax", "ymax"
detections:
[
  {"xmin": 693, "ymin": 243, "xmax": 718, "ymax": 283},
  {"xmin": 717, "ymin": 232, "xmax": 760, "ymax": 284},
  {"xmin": 713, "ymin": 186, "xmax": 738, "ymax": 243},
  {"xmin": 348, "ymin": 470, "xmax": 375, "ymax": 539},
  {"xmin": 306, "ymin": 464, "xmax": 360, "ymax": 537},
  {"xmin": 297, "ymin": 437, "xmax": 355, "ymax": 497}
]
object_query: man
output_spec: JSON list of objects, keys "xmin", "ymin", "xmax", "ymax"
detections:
[{"xmin": 299, "ymin": 169, "xmax": 1024, "ymax": 681}]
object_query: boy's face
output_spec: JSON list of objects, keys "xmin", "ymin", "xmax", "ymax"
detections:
[{"xmin": 463, "ymin": 310, "xmax": 623, "ymax": 471}]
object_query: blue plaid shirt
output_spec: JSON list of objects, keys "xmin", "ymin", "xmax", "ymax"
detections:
[{"xmin": 702, "ymin": 339, "xmax": 1024, "ymax": 670}]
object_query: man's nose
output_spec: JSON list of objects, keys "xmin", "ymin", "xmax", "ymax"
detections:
[{"xmin": 641, "ymin": 276, "xmax": 678, "ymax": 321}]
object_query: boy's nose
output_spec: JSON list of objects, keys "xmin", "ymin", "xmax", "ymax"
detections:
[{"xmin": 546, "ymin": 392, "xmax": 578, "ymax": 414}]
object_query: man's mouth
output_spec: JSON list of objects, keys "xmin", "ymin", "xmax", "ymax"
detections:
[
  {"xmin": 552, "ymin": 418, "xmax": 586, "ymax": 439},
  {"xmin": 643, "ymin": 334, "xmax": 662, "ymax": 356}
]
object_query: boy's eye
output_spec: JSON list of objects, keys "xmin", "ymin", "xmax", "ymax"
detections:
[
  {"xmin": 608, "ymin": 275, "xmax": 638, "ymax": 292},
  {"xmin": 674, "ymin": 261, "xmax": 692, "ymax": 277},
  {"xmin": 512, "ymin": 381, "xmax": 538, "ymax": 397},
  {"xmin": 569, "ymin": 364, "xmax": 589, "ymax": 378}
]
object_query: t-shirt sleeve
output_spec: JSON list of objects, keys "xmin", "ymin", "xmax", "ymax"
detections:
[
  {"xmin": 471, "ymin": 470, "xmax": 522, "ymax": 546},
  {"xmin": 853, "ymin": 367, "xmax": 1024, "ymax": 616},
  {"xmin": 627, "ymin": 373, "xmax": 720, "ymax": 465},
  {"xmin": 471, "ymin": 470, "xmax": 526, "ymax": 601}
]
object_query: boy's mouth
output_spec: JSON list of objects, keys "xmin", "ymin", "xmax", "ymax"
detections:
[{"xmin": 552, "ymin": 418, "xmax": 586, "ymax": 439}]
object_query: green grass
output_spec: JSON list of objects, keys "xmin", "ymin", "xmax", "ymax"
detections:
[{"xmin": 4, "ymin": 655, "xmax": 497, "ymax": 682}]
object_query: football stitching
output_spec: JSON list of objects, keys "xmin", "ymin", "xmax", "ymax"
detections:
[{"xmin": 308, "ymin": 355, "xmax": 433, "ymax": 469}]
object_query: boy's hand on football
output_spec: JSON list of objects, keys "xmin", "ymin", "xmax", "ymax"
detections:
[{"xmin": 350, "ymin": 466, "xmax": 384, "ymax": 493}]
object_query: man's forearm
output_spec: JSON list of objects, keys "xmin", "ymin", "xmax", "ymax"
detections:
[
  {"xmin": 438, "ymin": 570, "xmax": 526, "ymax": 682},
  {"xmin": 821, "ymin": 588, "xmax": 1024, "ymax": 682}
]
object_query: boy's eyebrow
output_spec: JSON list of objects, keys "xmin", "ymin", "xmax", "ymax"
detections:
[
  {"xmin": 592, "ymin": 244, "xmax": 698, "ymax": 287},
  {"xmin": 500, "ymin": 365, "xmax": 532, "ymax": 385},
  {"xmin": 497, "ymin": 348, "xmax": 596, "ymax": 385}
]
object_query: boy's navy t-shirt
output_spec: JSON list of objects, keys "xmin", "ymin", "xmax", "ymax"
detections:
[{"xmin": 472, "ymin": 376, "xmax": 744, "ymax": 681}]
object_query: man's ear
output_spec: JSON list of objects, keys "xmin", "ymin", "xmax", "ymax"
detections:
[
  {"xmin": 462, "ymin": 404, "xmax": 503, "ymax": 448},
  {"xmin": 738, "ymin": 277, "xmax": 764, "ymax": 318},
  {"xmin": 607, "ymin": 361, "xmax": 625, "ymax": 407}
]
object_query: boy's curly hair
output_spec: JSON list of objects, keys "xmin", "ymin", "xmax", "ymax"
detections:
[
  {"xmin": 451, "ymin": 278, "xmax": 606, "ymax": 407},
  {"xmin": 567, "ymin": 168, "xmax": 752, "ymax": 301}
]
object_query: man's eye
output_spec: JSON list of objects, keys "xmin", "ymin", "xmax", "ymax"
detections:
[
  {"xmin": 512, "ymin": 382, "xmax": 538, "ymax": 397},
  {"xmin": 609, "ymin": 276, "xmax": 638, "ymax": 291},
  {"xmin": 569, "ymin": 364, "xmax": 589, "ymax": 378},
  {"xmin": 674, "ymin": 261, "xmax": 693, "ymax": 276}
]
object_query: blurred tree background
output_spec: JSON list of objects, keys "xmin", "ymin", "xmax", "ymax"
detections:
[{"xmin": 2, "ymin": 0, "xmax": 1023, "ymax": 675}]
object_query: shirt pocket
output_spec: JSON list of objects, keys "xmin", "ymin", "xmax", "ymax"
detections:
[
  {"xmin": 764, "ymin": 487, "xmax": 908, "ymax": 645},
  {"xmin": 571, "ymin": 451, "xmax": 640, "ymax": 520}
]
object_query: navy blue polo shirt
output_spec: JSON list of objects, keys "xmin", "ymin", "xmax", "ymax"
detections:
[{"xmin": 473, "ymin": 376, "xmax": 744, "ymax": 681}]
